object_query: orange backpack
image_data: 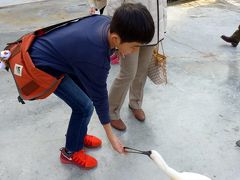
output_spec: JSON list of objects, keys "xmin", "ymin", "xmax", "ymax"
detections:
[{"xmin": 3, "ymin": 16, "xmax": 89, "ymax": 104}]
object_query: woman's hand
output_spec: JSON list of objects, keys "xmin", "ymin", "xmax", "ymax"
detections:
[
  {"xmin": 103, "ymin": 123, "xmax": 124, "ymax": 153},
  {"xmin": 109, "ymin": 133, "xmax": 124, "ymax": 153}
]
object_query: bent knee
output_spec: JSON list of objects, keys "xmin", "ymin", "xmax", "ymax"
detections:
[
  {"xmin": 83, "ymin": 102, "xmax": 94, "ymax": 116},
  {"xmin": 72, "ymin": 101, "xmax": 94, "ymax": 116}
]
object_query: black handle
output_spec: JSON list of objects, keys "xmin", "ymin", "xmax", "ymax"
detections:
[{"xmin": 124, "ymin": 147, "xmax": 151, "ymax": 156}]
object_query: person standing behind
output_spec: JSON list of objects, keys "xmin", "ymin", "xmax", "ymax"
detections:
[
  {"xmin": 106, "ymin": 0, "xmax": 167, "ymax": 131},
  {"xmin": 88, "ymin": 0, "xmax": 107, "ymax": 14},
  {"xmin": 221, "ymin": 25, "xmax": 240, "ymax": 47}
]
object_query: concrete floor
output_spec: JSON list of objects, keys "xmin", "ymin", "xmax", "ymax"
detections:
[{"xmin": 0, "ymin": 0, "xmax": 240, "ymax": 180}]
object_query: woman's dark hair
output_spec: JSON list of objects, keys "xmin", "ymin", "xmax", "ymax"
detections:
[{"xmin": 110, "ymin": 3, "xmax": 155, "ymax": 44}]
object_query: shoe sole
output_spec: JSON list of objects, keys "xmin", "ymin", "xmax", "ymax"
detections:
[{"xmin": 84, "ymin": 144, "xmax": 102, "ymax": 148}]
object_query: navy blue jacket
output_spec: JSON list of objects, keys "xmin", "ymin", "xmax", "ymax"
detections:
[{"xmin": 30, "ymin": 15, "xmax": 112, "ymax": 125}]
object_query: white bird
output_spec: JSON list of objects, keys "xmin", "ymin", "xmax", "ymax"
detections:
[
  {"xmin": 149, "ymin": 150, "xmax": 211, "ymax": 180},
  {"xmin": 124, "ymin": 147, "xmax": 212, "ymax": 180}
]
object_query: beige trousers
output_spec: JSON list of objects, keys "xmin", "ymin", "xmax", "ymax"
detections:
[{"xmin": 109, "ymin": 46, "xmax": 154, "ymax": 120}]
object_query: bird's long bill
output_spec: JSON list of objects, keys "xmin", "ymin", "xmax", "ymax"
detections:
[{"xmin": 124, "ymin": 147, "xmax": 151, "ymax": 156}]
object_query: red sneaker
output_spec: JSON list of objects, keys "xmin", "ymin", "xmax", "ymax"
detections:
[
  {"xmin": 60, "ymin": 148, "xmax": 97, "ymax": 169},
  {"xmin": 84, "ymin": 135, "xmax": 102, "ymax": 148}
]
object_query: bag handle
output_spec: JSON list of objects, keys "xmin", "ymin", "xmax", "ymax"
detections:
[{"xmin": 157, "ymin": 41, "xmax": 165, "ymax": 55}]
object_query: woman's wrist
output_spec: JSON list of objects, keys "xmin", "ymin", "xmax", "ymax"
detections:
[{"xmin": 103, "ymin": 123, "xmax": 114, "ymax": 141}]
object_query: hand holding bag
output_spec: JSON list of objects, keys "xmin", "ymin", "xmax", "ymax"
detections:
[{"xmin": 147, "ymin": 41, "xmax": 167, "ymax": 85}]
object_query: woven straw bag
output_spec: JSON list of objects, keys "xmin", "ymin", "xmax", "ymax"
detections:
[{"xmin": 147, "ymin": 42, "xmax": 167, "ymax": 85}]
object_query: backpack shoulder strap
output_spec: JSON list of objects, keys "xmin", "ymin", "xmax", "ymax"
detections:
[
  {"xmin": 34, "ymin": 15, "xmax": 95, "ymax": 36},
  {"xmin": 6, "ymin": 15, "xmax": 96, "ymax": 45}
]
